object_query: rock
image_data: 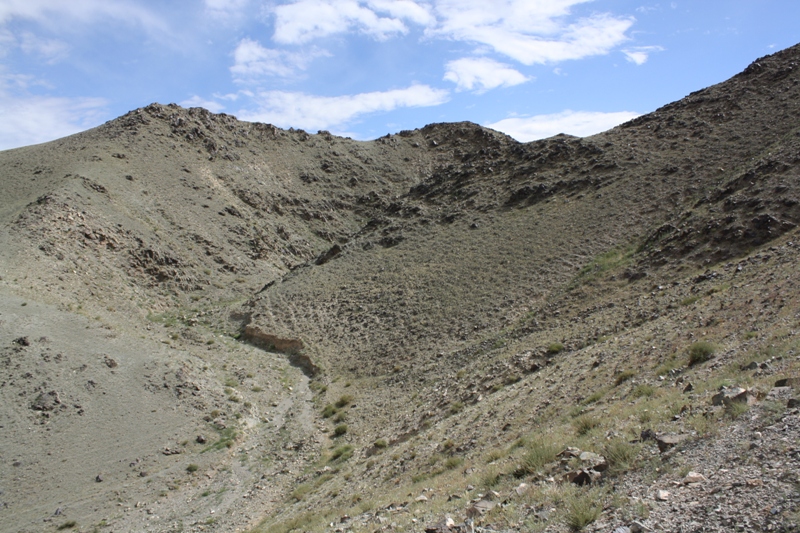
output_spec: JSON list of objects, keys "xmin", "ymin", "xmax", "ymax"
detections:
[
  {"xmin": 579, "ymin": 451, "xmax": 608, "ymax": 472},
  {"xmin": 683, "ymin": 472, "xmax": 707, "ymax": 484},
  {"xmin": 614, "ymin": 528, "xmax": 632, "ymax": 533},
  {"xmin": 466, "ymin": 499, "xmax": 496, "ymax": 517},
  {"xmin": 514, "ymin": 483, "xmax": 529, "ymax": 496},
  {"xmin": 415, "ymin": 495, "xmax": 428, "ymax": 502},
  {"xmin": 95, "ymin": 474, "xmax": 103, "ymax": 482},
  {"xmin": 13, "ymin": 336, "xmax": 30, "ymax": 346},
  {"xmin": 196, "ymin": 435, "xmax": 207, "ymax": 444},
  {"xmin": 683, "ymin": 382, "xmax": 694, "ymax": 393},
  {"xmin": 655, "ymin": 433, "xmax": 688, "ymax": 453},
  {"xmin": 425, "ymin": 516, "xmax": 455, "ymax": 533},
  {"xmin": 740, "ymin": 361, "xmax": 759, "ymax": 371},
  {"xmin": 774, "ymin": 377, "xmax": 799, "ymax": 388},
  {"xmin": 564, "ymin": 469, "xmax": 601, "ymax": 486},
  {"xmin": 788, "ymin": 398, "xmax": 799, "ymax": 408},
  {"xmin": 31, "ymin": 391, "xmax": 61, "ymax": 411},
  {"xmin": 630, "ymin": 521, "xmax": 653, "ymax": 532},
  {"xmin": 656, "ymin": 490, "xmax": 670, "ymax": 501},
  {"xmin": 103, "ymin": 356, "xmax": 118, "ymax": 368},
  {"xmin": 711, "ymin": 387, "xmax": 748, "ymax": 406}
]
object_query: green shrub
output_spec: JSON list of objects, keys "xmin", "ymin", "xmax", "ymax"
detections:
[
  {"xmin": 688, "ymin": 341, "xmax": 715, "ymax": 365},
  {"xmin": 335, "ymin": 394, "xmax": 354, "ymax": 408},
  {"xmin": 680, "ymin": 295, "xmax": 700, "ymax": 306},
  {"xmin": 322, "ymin": 404, "xmax": 337, "ymax": 418},
  {"xmin": 444, "ymin": 456, "xmax": 464, "ymax": 469},
  {"xmin": 449, "ymin": 401, "xmax": 464, "ymax": 414},
  {"xmin": 334, "ymin": 424, "xmax": 348, "ymax": 436},
  {"xmin": 186, "ymin": 464, "xmax": 199, "ymax": 473},
  {"xmin": 57, "ymin": 522, "xmax": 77, "ymax": 530},
  {"xmin": 374, "ymin": 439, "xmax": 388, "ymax": 449},
  {"xmin": 330, "ymin": 444, "xmax": 353, "ymax": 462},
  {"xmin": 547, "ymin": 342, "xmax": 564, "ymax": 355}
]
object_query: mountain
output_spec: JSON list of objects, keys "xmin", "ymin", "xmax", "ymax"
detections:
[{"xmin": 1, "ymin": 44, "xmax": 799, "ymax": 533}]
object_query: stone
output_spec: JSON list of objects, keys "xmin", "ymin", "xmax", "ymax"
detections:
[
  {"xmin": 788, "ymin": 398, "xmax": 799, "ymax": 408},
  {"xmin": 740, "ymin": 361, "xmax": 759, "ymax": 371},
  {"xmin": 196, "ymin": 435, "xmax": 207, "ymax": 444},
  {"xmin": 415, "ymin": 495, "xmax": 428, "ymax": 502},
  {"xmin": 775, "ymin": 377, "xmax": 799, "ymax": 388},
  {"xmin": 630, "ymin": 521, "xmax": 653, "ymax": 532},
  {"xmin": 579, "ymin": 451, "xmax": 608, "ymax": 472},
  {"xmin": 656, "ymin": 433, "xmax": 688, "ymax": 453},
  {"xmin": 31, "ymin": 391, "xmax": 61, "ymax": 411},
  {"xmin": 467, "ymin": 499, "xmax": 496, "ymax": 517},
  {"xmin": 13, "ymin": 336, "xmax": 30, "ymax": 346},
  {"xmin": 656, "ymin": 490, "xmax": 670, "ymax": 501},
  {"xmin": 96, "ymin": 474, "xmax": 103, "ymax": 482},
  {"xmin": 683, "ymin": 472, "xmax": 707, "ymax": 484},
  {"xmin": 711, "ymin": 387, "xmax": 750, "ymax": 406},
  {"xmin": 514, "ymin": 483, "xmax": 529, "ymax": 496}
]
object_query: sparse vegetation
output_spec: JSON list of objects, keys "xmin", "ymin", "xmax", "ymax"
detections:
[
  {"xmin": 614, "ymin": 370, "xmax": 636, "ymax": 386},
  {"xmin": 334, "ymin": 424, "xmax": 348, "ymax": 436},
  {"xmin": 688, "ymin": 341, "xmax": 716, "ymax": 365},
  {"xmin": 547, "ymin": 342, "xmax": 564, "ymax": 354}
]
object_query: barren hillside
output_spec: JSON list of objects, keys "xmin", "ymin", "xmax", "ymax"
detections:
[{"xmin": 1, "ymin": 44, "xmax": 799, "ymax": 533}]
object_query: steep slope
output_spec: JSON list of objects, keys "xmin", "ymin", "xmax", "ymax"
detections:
[{"xmin": 0, "ymin": 44, "xmax": 798, "ymax": 533}]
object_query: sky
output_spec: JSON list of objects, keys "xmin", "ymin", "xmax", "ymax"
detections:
[{"xmin": 0, "ymin": 1, "xmax": 799, "ymax": 150}]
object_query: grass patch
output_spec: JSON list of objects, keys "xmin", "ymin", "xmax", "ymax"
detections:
[
  {"xmin": 571, "ymin": 246, "xmax": 636, "ymax": 288},
  {"xmin": 444, "ymin": 456, "xmax": 464, "ymax": 469},
  {"xmin": 582, "ymin": 389, "xmax": 606, "ymax": 405},
  {"xmin": 688, "ymin": 341, "xmax": 716, "ymax": 366},
  {"xmin": 563, "ymin": 489, "xmax": 603, "ymax": 530},
  {"xmin": 374, "ymin": 439, "xmax": 388, "ymax": 449},
  {"xmin": 449, "ymin": 401, "xmax": 464, "ymax": 414},
  {"xmin": 186, "ymin": 463, "xmax": 199, "ymax": 473},
  {"xmin": 603, "ymin": 439, "xmax": 640, "ymax": 474},
  {"xmin": 680, "ymin": 295, "xmax": 701, "ymax": 306},
  {"xmin": 202, "ymin": 427, "xmax": 238, "ymax": 452},
  {"xmin": 517, "ymin": 438, "xmax": 560, "ymax": 476},
  {"xmin": 614, "ymin": 370, "xmax": 636, "ymax": 386},
  {"xmin": 631, "ymin": 384, "xmax": 656, "ymax": 398},
  {"xmin": 57, "ymin": 522, "xmax": 77, "ymax": 530},
  {"xmin": 334, "ymin": 424, "xmax": 348, "ymax": 436},
  {"xmin": 573, "ymin": 414, "xmax": 601, "ymax": 436},
  {"xmin": 321, "ymin": 404, "xmax": 337, "ymax": 418}
]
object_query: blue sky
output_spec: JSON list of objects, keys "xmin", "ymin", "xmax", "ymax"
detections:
[{"xmin": 0, "ymin": 1, "xmax": 798, "ymax": 150}]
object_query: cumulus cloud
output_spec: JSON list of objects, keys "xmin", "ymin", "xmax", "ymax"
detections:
[
  {"xmin": 238, "ymin": 84, "xmax": 449, "ymax": 131},
  {"xmin": 0, "ymin": 92, "xmax": 108, "ymax": 150},
  {"xmin": 272, "ymin": 0, "xmax": 415, "ymax": 44},
  {"xmin": 486, "ymin": 110, "xmax": 640, "ymax": 142},
  {"xmin": 230, "ymin": 38, "xmax": 327, "ymax": 79},
  {"xmin": 622, "ymin": 45, "xmax": 665, "ymax": 65},
  {"xmin": 444, "ymin": 57, "xmax": 529, "ymax": 92}
]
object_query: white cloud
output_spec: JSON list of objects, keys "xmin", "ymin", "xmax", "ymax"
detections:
[
  {"xmin": 230, "ymin": 38, "xmax": 327, "ymax": 79},
  {"xmin": 180, "ymin": 95, "xmax": 226, "ymax": 113},
  {"xmin": 238, "ymin": 84, "xmax": 449, "ymax": 131},
  {"xmin": 0, "ymin": 0, "xmax": 167, "ymax": 34},
  {"xmin": 0, "ymin": 93, "xmax": 107, "ymax": 150},
  {"xmin": 428, "ymin": 0, "xmax": 633, "ymax": 65},
  {"xmin": 444, "ymin": 57, "xmax": 529, "ymax": 92},
  {"xmin": 273, "ymin": 0, "xmax": 411, "ymax": 44},
  {"xmin": 205, "ymin": 0, "xmax": 250, "ymax": 16},
  {"xmin": 486, "ymin": 110, "xmax": 640, "ymax": 142},
  {"xmin": 19, "ymin": 32, "xmax": 69, "ymax": 62},
  {"xmin": 366, "ymin": 0, "xmax": 435, "ymax": 26},
  {"xmin": 622, "ymin": 45, "xmax": 664, "ymax": 65}
]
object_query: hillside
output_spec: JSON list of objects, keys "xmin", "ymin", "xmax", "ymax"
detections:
[{"xmin": 1, "ymin": 44, "xmax": 799, "ymax": 533}]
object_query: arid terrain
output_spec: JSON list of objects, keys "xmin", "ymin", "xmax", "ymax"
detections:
[{"xmin": 1, "ymin": 43, "xmax": 799, "ymax": 533}]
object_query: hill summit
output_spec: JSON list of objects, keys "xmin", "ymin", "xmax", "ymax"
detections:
[{"xmin": 1, "ymin": 43, "xmax": 799, "ymax": 533}]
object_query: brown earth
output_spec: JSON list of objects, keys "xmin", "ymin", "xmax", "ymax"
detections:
[{"xmin": 1, "ymin": 44, "xmax": 799, "ymax": 533}]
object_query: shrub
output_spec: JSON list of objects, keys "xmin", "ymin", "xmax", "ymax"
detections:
[
  {"xmin": 688, "ymin": 341, "xmax": 715, "ymax": 365},
  {"xmin": 57, "ymin": 522, "xmax": 77, "ymax": 530},
  {"xmin": 330, "ymin": 444, "xmax": 353, "ymax": 462},
  {"xmin": 321, "ymin": 404, "xmax": 337, "ymax": 418},
  {"xmin": 573, "ymin": 414, "xmax": 601, "ymax": 436},
  {"xmin": 449, "ymin": 401, "xmax": 464, "ymax": 414},
  {"xmin": 680, "ymin": 295, "xmax": 700, "ymax": 306},
  {"xmin": 335, "ymin": 394, "xmax": 354, "ymax": 408},
  {"xmin": 603, "ymin": 439, "xmax": 640, "ymax": 473},
  {"xmin": 186, "ymin": 464, "xmax": 199, "ymax": 473},
  {"xmin": 547, "ymin": 342, "xmax": 564, "ymax": 355},
  {"xmin": 444, "ymin": 456, "xmax": 464, "ymax": 469},
  {"xmin": 518, "ymin": 439, "xmax": 560, "ymax": 475},
  {"xmin": 374, "ymin": 438, "xmax": 388, "ymax": 448},
  {"xmin": 631, "ymin": 384, "xmax": 656, "ymax": 398},
  {"xmin": 334, "ymin": 424, "xmax": 348, "ymax": 436},
  {"xmin": 614, "ymin": 370, "xmax": 636, "ymax": 386},
  {"xmin": 564, "ymin": 491, "xmax": 602, "ymax": 530}
]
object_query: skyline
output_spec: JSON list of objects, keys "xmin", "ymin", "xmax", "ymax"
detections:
[{"xmin": 0, "ymin": 1, "xmax": 799, "ymax": 150}]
